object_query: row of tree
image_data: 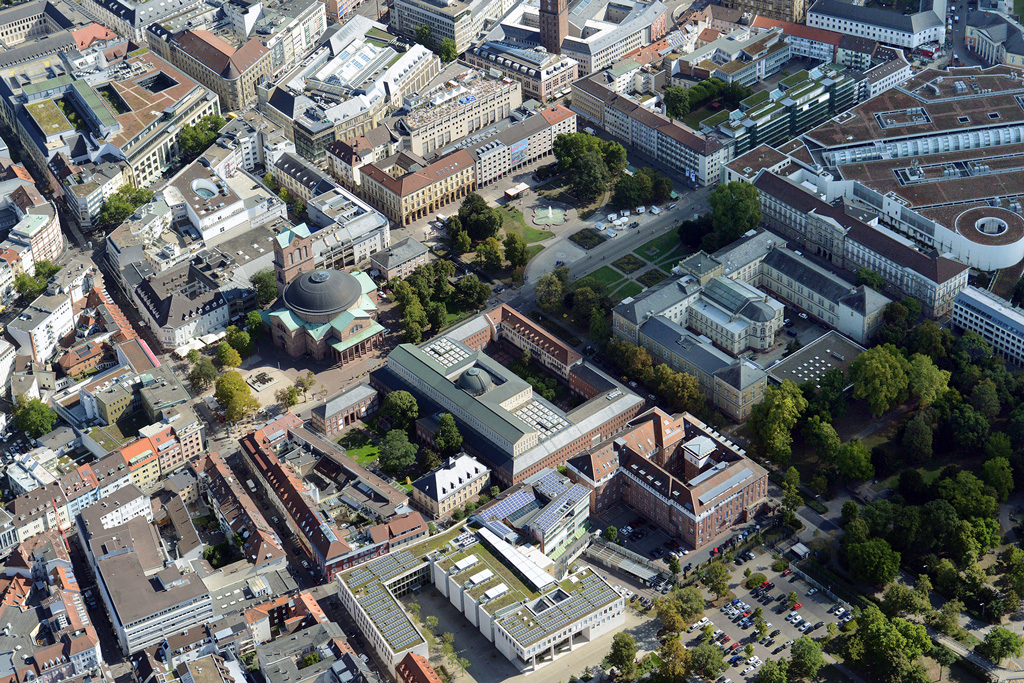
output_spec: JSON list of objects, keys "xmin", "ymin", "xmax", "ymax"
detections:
[
  {"xmin": 97, "ymin": 185, "xmax": 155, "ymax": 230},
  {"xmin": 663, "ymin": 78, "xmax": 753, "ymax": 120},
  {"xmin": 611, "ymin": 167, "xmax": 673, "ymax": 209},
  {"xmin": 605, "ymin": 338, "xmax": 705, "ymax": 415},
  {"xmin": 14, "ymin": 259, "xmax": 61, "ymax": 299}
]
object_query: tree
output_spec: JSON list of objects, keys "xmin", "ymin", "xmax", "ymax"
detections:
[
  {"xmin": 535, "ymin": 273, "xmax": 563, "ymax": 312},
  {"xmin": 668, "ymin": 554, "xmax": 681, "ymax": 575},
  {"xmin": 14, "ymin": 272, "xmax": 45, "ymax": 298},
  {"xmin": 382, "ymin": 390, "xmax": 418, "ymax": 432},
  {"xmin": 379, "ymin": 429, "xmax": 418, "ymax": 474},
  {"xmin": 226, "ymin": 391, "xmax": 260, "ymax": 422},
  {"xmin": 226, "ymin": 326, "xmax": 253, "ymax": 357},
  {"xmin": 477, "ymin": 237, "xmax": 503, "ymax": 271},
  {"xmin": 426, "ymin": 301, "xmax": 448, "ymax": 332},
  {"xmin": 907, "ymin": 353, "xmax": 949, "ymax": 407},
  {"xmin": 604, "ymin": 633, "xmax": 637, "ymax": 679},
  {"xmin": 438, "ymin": 37, "xmax": 457, "ymax": 61},
  {"xmin": 948, "ymin": 405, "xmax": 990, "ymax": 451},
  {"xmin": 850, "ymin": 344, "xmax": 909, "ymax": 415},
  {"xmin": 803, "ymin": 415, "xmax": 840, "ymax": 462},
  {"xmin": 847, "ymin": 538, "xmax": 901, "ymax": 585},
  {"xmin": 789, "ymin": 637, "xmax": 825, "ymax": 680},
  {"xmin": 186, "ymin": 349, "xmax": 200, "ymax": 364},
  {"xmin": 980, "ymin": 627, "xmax": 1023, "ymax": 664},
  {"xmin": 664, "ymin": 85, "xmax": 691, "ymax": 119},
  {"xmin": 933, "ymin": 645, "xmax": 957, "ymax": 681},
  {"xmin": 902, "ymin": 413, "xmax": 933, "ymax": 464},
  {"xmin": 250, "ymin": 269, "xmax": 278, "ymax": 306},
  {"xmin": 571, "ymin": 151, "xmax": 609, "ymax": 202},
  {"xmin": 246, "ymin": 310, "xmax": 265, "ymax": 339},
  {"xmin": 571, "ymin": 286, "xmax": 600, "ymax": 324},
  {"xmin": 748, "ymin": 380, "xmax": 808, "ymax": 463},
  {"xmin": 503, "ymin": 232, "xmax": 529, "ymax": 269},
  {"xmin": 970, "ymin": 379, "xmax": 1001, "ymax": 420},
  {"xmin": 703, "ymin": 562, "xmax": 731, "ymax": 599},
  {"xmin": 12, "ymin": 396, "xmax": 56, "ymax": 438},
  {"xmin": 97, "ymin": 186, "xmax": 155, "ymax": 227},
  {"xmin": 262, "ymin": 172, "xmax": 277, "ymax": 190},
  {"xmin": 214, "ymin": 371, "xmax": 248, "ymax": 407},
  {"xmin": 612, "ymin": 172, "xmax": 651, "ymax": 209},
  {"xmin": 455, "ymin": 274, "xmax": 490, "ymax": 309},
  {"xmin": 274, "ymin": 386, "xmax": 299, "ymax": 410},
  {"xmin": 278, "ymin": 187, "xmax": 292, "ymax": 204},
  {"xmin": 448, "ymin": 227, "xmax": 470, "ymax": 253},
  {"xmin": 294, "ymin": 370, "xmax": 316, "ymax": 401},
  {"xmin": 708, "ymin": 181, "xmax": 761, "ymax": 247},
  {"xmin": 603, "ymin": 526, "xmax": 618, "ymax": 543},
  {"xmin": 434, "ymin": 413, "xmax": 463, "ymax": 455},
  {"xmin": 178, "ymin": 114, "xmax": 227, "ymax": 159},
  {"xmin": 756, "ymin": 659, "xmax": 789, "ymax": 683},
  {"xmin": 458, "ymin": 193, "xmax": 503, "ymax": 241},
  {"xmin": 188, "ymin": 357, "xmax": 219, "ymax": 391},
  {"xmin": 216, "ymin": 342, "xmax": 242, "ymax": 368},
  {"xmin": 836, "ymin": 440, "xmax": 875, "ymax": 481},
  {"xmin": 657, "ymin": 638, "xmax": 689, "ymax": 681},
  {"xmin": 590, "ymin": 309, "xmax": 611, "ymax": 348},
  {"xmin": 689, "ymin": 643, "xmax": 726, "ymax": 680},
  {"xmin": 880, "ymin": 582, "xmax": 919, "ymax": 617},
  {"xmin": 856, "ymin": 268, "xmax": 886, "ymax": 290},
  {"xmin": 415, "ymin": 24, "xmax": 431, "ymax": 45}
]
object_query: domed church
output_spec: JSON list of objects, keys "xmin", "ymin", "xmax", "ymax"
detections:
[{"xmin": 264, "ymin": 224, "xmax": 384, "ymax": 363}]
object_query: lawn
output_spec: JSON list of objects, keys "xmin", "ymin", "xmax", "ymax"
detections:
[
  {"xmin": 681, "ymin": 102, "xmax": 724, "ymax": 130},
  {"xmin": 527, "ymin": 244, "xmax": 545, "ymax": 260},
  {"xmin": 588, "ymin": 265, "xmax": 625, "ymax": 289},
  {"xmin": 657, "ymin": 245, "xmax": 690, "ymax": 268},
  {"xmin": 871, "ymin": 462, "xmax": 944, "ymax": 492},
  {"xmin": 611, "ymin": 281, "xmax": 644, "ymax": 303},
  {"xmin": 635, "ymin": 232, "xmax": 683, "ymax": 262},
  {"xmin": 338, "ymin": 429, "xmax": 379, "ymax": 466},
  {"xmin": 502, "ymin": 207, "xmax": 554, "ymax": 244},
  {"xmin": 613, "ymin": 254, "xmax": 646, "ymax": 274},
  {"xmin": 638, "ymin": 268, "xmax": 669, "ymax": 288}
]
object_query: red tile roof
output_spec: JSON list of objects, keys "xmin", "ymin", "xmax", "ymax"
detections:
[
  {"xmin": 539, "ymin": 104, "xmax": 576, "ymax": 125},
  {"xmin": 72, "ymin": 23, "xmax": 118, "ymax": 49},
  {"xmin": 397, "ymin": 653, "xmax": 443, "ymax": 683}
]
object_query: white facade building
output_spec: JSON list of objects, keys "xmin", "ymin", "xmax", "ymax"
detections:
[
  {"xmin": 952, "ymin": 286, "xmax": 1024, "ymax": 366},
  {"xmin": 807, "ymin": 0, "xmax": 946, "ymax": 48}
]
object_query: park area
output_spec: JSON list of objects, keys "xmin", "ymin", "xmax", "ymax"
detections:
[{"xmin": 578, "ymin": 232, "xmax": 689, "ymax": 306}]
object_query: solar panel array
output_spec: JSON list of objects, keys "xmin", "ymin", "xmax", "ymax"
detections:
[
  {"xmin": 530, "ymin": 484, "xmax": 589, "ymax": 533},
  {"xmin": 359, "ymin": 582, "xmax": 420, "ymax": 651},
  {"xmin": 498, "ymin": 570, "xmax": 620, "ymax": 647},
  {"xmin": 533, "ymin": 470, "xmax": 568, "ymax": 500},
  {"xmin": 477, "ymin": 487, "xmax": 536, "ymax": 522}
]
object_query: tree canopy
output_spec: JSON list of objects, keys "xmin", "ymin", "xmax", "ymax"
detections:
[
  {"xmin": 749, "ymin": 380, "xmax": 807, "ymax": 464},
  {"xmin": 12, "ymin": 395, "xmax": 56, "ymax": 438},
  {"xmin": 97, "ymin": 185, "xmax": 155, "ymax": 228},
  {"xmin": 458, "ymin": 193, "xmax": 503, "ymax": 241},
  {"xmin": 178, "ymin": 114, "xmax": 227, "ymax": 159},
  {"xmin": 379, "ymin": 429, "xmax": 418, "ymax": 474},
  {"xmin": 434, "ymin": 412, "xmax": 463, "ymax": 455},
  {"xmin": 382, "ymin": 390, "xmax": 418, "ymax": 432},
  {"xmin": 250, "ymin": 269, "xmax": 278, "ymax": 306},
  {"xmin": 188, "ymin": 357, "xmax": 218, "ymax": 391},
  {"xmin": 850, "ymin": 344, "xmax": 909, "ymax": 415}
]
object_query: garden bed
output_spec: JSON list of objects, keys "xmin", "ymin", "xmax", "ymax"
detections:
[
  {"xmin": 612, "ymin": 254, "xmax": 646, "ymax": 274},
  {"xmin": 570, "ymin": 228, "xmax": 607, "ymax": 250},
  {"xmin": 638, "ymin": 268, "xmax": 669, "ymax": 288}
]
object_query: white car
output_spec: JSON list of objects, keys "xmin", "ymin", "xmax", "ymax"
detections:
[
  {"xmin": 807, "ymin": 588, "xmax": 818, "ymax": 596},
  {"xmin": 799, "ymin": 622, "xmax": 811, "ymax": 632},
  {"xmin": 742, "ymin": 666, "xmax": 755, "ymax": 675}
]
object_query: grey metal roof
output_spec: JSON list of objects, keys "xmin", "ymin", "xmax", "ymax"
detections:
[
  {"xmin": 283, "ymin": 269, "xmax": 362, "ymax": 320},
  {"xmin": 809, "ymin": 0, "xmax": 942, "ymax": 33},
  {"xmin": 369, "ymin": 237, "xmax": 428, "ymax": 270},
  {"xmin": 713, "ymin": 361, "xmax": 766, "ymax": 391},
  {"xmin": 638, "ymin": 316, "xmax": 732, "ymax": 377},
  {"xmin": 967, "ymin": 12, "xmax": 1024, "ymax": 53},
  {"xmin": 612, "ymin": 279, "xmax": 699, "ymax": 326}
]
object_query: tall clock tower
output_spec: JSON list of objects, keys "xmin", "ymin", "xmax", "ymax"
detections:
[{"xmin": 539, "ymin": 0, "xmax": 567, "ymax": 55}]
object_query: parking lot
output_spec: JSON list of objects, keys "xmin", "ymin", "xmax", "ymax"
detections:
[{"xmin": 686, "ymin": 548, "xmax": 846, "ymax": 681}]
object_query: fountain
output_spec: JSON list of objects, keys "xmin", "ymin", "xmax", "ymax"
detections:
[{"xmin": 534, "ymin": 205, "xmax": 566, "ymax": 226}]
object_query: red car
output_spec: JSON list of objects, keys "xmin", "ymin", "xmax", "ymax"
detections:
[
  {"xmin": 761, "ymin": 580, "xmax": 771, "ymax": 587},
  {"xmin": 742, "ymin": 610, "xmax": 752, "ymax": 617},
  {"xmin": 781, "ymin": 569, "xmax": 793, "ymax": 576},
  {"xmin": 793, "ymin": 603, "xmax": 803, "ymax": 609},
  {"xmin": 721, "ymin": 636, "xmax": 731, "ymax": 644},
  {"xmin": 730, "ymin": 642, "xmax": 741, "ymax": 651}
]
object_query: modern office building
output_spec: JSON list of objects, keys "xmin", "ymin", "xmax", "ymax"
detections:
[
  {"xmin": 952, "ymin": 286, "xmax": 1024, "ymax": 366},
  {"xmin": 338, "ymin": 527, "xmax": 624, "ymax": 675},
  {"xmin": 749, "ymin": 17, "xmax": 842, "ymax": 60},
  {"xmin": 391, "ymin": 0, "xmax": 518, "ymax": 54},
  {"xmin": 700, "ymin": 65, "xmax": 856, "ymax": 157}
]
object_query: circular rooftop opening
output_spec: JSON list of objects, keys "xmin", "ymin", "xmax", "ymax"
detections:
[
  {"xmin": 191, "ymin": 178, "xmax": 218, "ymax": 199},
  {"xmin": 310, "ymin": 270, "xmax": 330, "ymax": 283},
  {"xmin": 977, "ymin": 216, "xmax": 1009, "ymax": 236}
]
